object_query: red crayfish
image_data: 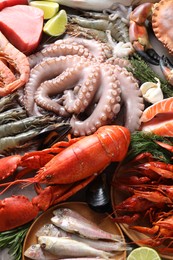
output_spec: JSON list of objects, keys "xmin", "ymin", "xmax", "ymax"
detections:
[
  {"xmin": 0, "ymin": 125, "xmax": 130, "ymax": 231},
  {"xmin": 112, "ymin": 149, "xmax": 173, "ymax": 253}
]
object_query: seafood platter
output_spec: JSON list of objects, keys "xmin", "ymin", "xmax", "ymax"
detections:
[
  {"xmin": 23, "ymin": 202, "xmax": 127, "ymax": 259},
  {"xmin": 0, "ymin": 0, "xmax": 173, "ymax": 259}
]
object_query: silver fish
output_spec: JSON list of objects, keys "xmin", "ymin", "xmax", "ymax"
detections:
[
  {"xmin": 24, "ymin": 244, "xmax": 57, "ymax": 260},
  {"xmin": 36, "ymin": 224, "xmax": 128, "ymax": 252},
  {"xmin": 51, "ymin": 208, "xmax": 121, "ymax": 241},
  {"xmin": 36, "ymin": 223, "xmax": 67, "ymax": 238},
  {"xmin": 38, "ymin": 236, "xmax": 114, "ymax": 259}
]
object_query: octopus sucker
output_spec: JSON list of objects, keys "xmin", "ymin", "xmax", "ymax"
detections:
[
  {"xmin": 112, "ymin": 65, "xmax": 144, "ymax": 132},
  {"xmin": 63, "ymin": 65, "xmax": 101, "ymax": 114},
  {"xmin": 28, "ymin": 37, "xmax": 112, "ymax": 69},
  {"xmin": 70, "ymin": 65, "xmax": 121, "ymax": 136},
  {"xmin": 25, "ymin": 55, "xmax": 90, "ymax": 116},
  {"xmin": 35, "ymin": 62, "xmax": 101, "ymax": 116},
  {"xmin": 62, "ymin": 37, "xmax": 112, "ymax": 62},
  {"xmin": 28, "ymin": 42, "xmax": 93, "ymax": 68}
]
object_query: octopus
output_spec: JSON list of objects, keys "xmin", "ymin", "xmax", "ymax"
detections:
[{"xmin": 24, "ymin": 37, "xmax": 144, "ymax": 136}]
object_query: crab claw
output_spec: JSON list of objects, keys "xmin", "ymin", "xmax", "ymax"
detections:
[
  {"xmin": 138, "ymin": 48, "xmax": 160, "ymax": 65},
  {"xmin": 160, "ymin": 56, "xmax": 173, "ymax": 86},
  {"xmin": 129, "ymin": 20, "xmax": 159, "ymax": 65}
]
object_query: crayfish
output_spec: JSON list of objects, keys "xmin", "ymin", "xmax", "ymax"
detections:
[
  {"xmin": 112, "ymin": 149, "xmax": 173, "ymax": 253},
  {"xmin": 0, "ymin": 125, "xmax": 130, "ymax": 231}
]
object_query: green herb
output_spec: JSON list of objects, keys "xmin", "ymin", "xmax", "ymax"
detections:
[
  {"xmin": 128, "ymin": 53, "xmax": 173, "ymax": 98},
  {"xmin": 0, "ymin": 222, "xmax": 31, "ymax": 260},
  {"xmin": 125, "ymin": 131, "xmax": 173, "ymax": 164}
]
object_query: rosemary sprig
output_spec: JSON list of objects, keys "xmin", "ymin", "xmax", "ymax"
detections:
[
  {"xmin": 125, "ymin": 131, "xmax": 173, "ymax": 164},
  {"xmin": 0, "ymin": 222, "xmax": 31, "ymax": 260},
  {"xmin": 128, "ymin": 53, "xmax": 173, "ymax": 98}
]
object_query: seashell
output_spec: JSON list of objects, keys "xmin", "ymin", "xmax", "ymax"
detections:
[{"xmin": 140, "ymin": 77, "xmax": 164, "ymax": 104}]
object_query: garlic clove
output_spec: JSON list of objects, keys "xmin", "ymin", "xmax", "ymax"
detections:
[{"xmin": 140, "ymin": 78, "xmax": 164, "ymax": 104}]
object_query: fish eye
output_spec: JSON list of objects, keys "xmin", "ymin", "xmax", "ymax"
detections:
[{"xmin": 41, "ymin": 243, "xmax": 46, "ymax": 249}]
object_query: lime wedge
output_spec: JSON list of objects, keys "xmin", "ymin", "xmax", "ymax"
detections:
[
  {"xmin": 29, "ymin": 1, "xmax": 59, "ymax": 19},
  {"xmin": 127, "ymin": 247, "xmax": 161, "ymax": 260},
  {"xmin": 43, "ymin": 9, "xmax": 68, "ymax": 36}
]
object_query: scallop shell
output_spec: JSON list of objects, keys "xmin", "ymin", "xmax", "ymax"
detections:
[{"xmin": 140, "ymin": 78, "xmax": 164, "ymax": 104}]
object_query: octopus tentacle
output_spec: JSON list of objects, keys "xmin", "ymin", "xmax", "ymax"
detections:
[
  {"xmin": 60, "ymin": 37, "xmax": 112, "ymax": 62},
  {"xmin": 105, "ymin": 30, "xmax": 134, "ymax": 59},
  {"xmin": 34, "ymin": 62, "xmax": 101, "ymax": 116},
  {"xmin": 106, "ymin": 56, "xmax": 131, "ymax": 68},
  {"xmin": 34, "ymin": 68, "xmax": 74, "ymax": 117},
  {"xmin": 28, "ymin": 41, "xmax": 94, "ymax": 68},
  {"xmin": 63, "ymin": 65, "xmax": 101, "ymax": 113},
  {"xmin": 114, "ymin": 65, "xmax": 144, "ymax": 132},
  {"xmin": 70, "ymin": 64, "xmax": 121, "ymax": 136},
  {"xmin": 24, "ymin": 55, "xmax": 90, "ymax": 116},
  {"xmin": 24, "ymin": 36, "xmax": 144, "ymax": 136}
]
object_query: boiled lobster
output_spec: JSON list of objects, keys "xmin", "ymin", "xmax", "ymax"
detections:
[{"xmin": 0, "ymin": 125, "xmax": 130, "ymax": 231}]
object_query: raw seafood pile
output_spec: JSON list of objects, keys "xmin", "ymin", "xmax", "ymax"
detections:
[
  {"xmin": 0, "ymin": 125, "xmax": 130, "ymax": 231},
  {"xmin": 25, "ymin": 36, "xmax": 144, "ymax": 136},
  {"xmin": 1, "ymin": 0, "xmax": 173, "ymax": 259},
  {"xmin": 24, "ymin": 208, "xmax": 128, "ymax": 259},
  {"xmin": 0, "ymin": 92, "xmax": 70, "ymax": 155}
]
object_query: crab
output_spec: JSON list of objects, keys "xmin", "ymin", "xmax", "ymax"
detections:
[{"xmin": 129, "ymin": 0, "xmax": 173, "ymax": 85}]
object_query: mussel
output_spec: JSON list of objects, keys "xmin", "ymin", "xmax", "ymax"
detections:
[{"xmin": 86, "ymin": 172, "xmax": 112, "ymax": 213}]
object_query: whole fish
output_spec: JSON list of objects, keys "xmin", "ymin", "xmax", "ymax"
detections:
[
  {"xmin": 51, "ymin": 208, "xmax": 120, "ymax": 241},
  {"xmin": 38, "ymin": 236, "xmax": 114, "ymax": 259},
  {"xmin": 36, "ymin": 223, "xmax": 128, "ymax": 252},
  {"xmin": 24, "ymin": 244, "xmax": 57, "ymax": 260},
  {"xmin": 36, "ymin": 223, "xmax": 67, "ymax": 238}
]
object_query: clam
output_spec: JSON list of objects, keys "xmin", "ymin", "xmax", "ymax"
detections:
[{"xmin": 140, "ymin": 77, "xmax": 164, "ymax": 104}]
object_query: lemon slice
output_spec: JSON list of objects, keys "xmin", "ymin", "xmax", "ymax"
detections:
[
  {"xmin": 127, "ymin": 247, "xmax": 161, "ymax": 260},
  {"xmin": 43, "ymin": 9, "xmax": 68, "ymax": 36},
  {"xmin": 29, "ymin": 1, "xmax": 59, "ymax": 19}
]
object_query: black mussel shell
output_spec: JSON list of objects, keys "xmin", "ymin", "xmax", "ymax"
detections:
[{"xmin": 86, "ymin": 173, "xmax": 112, "ymax": 213}]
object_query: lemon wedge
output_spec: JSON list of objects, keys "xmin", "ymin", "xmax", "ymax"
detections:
[
  {"xmin": 127, "ymin": 247, "xmax": 161, "ymax": 260},
  {"xmin": 29, "ymin": 1, "xmax": 59, "ymax": 19},
  {"xmin": 43, "ymin": 9, "xmax": 68, "ymax": 36}
]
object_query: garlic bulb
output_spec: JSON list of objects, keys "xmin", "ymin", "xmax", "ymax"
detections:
[{"xmin": 140, "ymin": 78, "xmax": 164, "ymax": 104}]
